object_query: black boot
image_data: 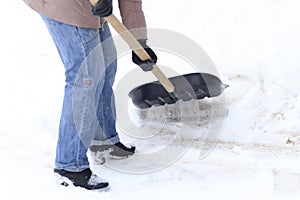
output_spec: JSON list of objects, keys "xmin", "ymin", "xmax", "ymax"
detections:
[
  {"xmin": 89, "ymin": 142, "xmax": 136, "ymax": 158},
  {"xmin": 110, "ymin": 142, "xmax": 136, "ymax": 157},
  {"xmin": 54, "ymin": 168, "xmax": 109, "ymax": 191}
]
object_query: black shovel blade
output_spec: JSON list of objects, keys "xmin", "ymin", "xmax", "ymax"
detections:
[{"xmin": 128, "ymin": 73, "xmax": 228, "ymax": 109}]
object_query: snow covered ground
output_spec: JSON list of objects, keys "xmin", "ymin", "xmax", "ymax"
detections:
[{"xmin": 1, "ymin": 0, "xmax": 300, "ymax": 199}]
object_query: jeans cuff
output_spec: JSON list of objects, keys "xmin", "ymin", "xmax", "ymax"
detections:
[
  {"xmin": 54, "ymin": 162, "xmax": 90, "ymax": 172},
  {"xmin": 90, "ymin": 135, "xmax": 120, "ymax": 146}
]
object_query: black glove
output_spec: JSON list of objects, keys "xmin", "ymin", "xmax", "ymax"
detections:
[
  {"xmin": 91, "ymin": 0, "xmax": 113, "ymax": 17},
  {"xmin": 132, "ymin": 40, "xmax": 157, "ymax": 71}
]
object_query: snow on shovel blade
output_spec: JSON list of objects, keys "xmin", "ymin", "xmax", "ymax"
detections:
[{"xmin": 128, "ymin": 73, "xmax": 228, "ymax": 109}]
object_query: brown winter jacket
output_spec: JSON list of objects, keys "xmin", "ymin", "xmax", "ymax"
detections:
[{"xmin": 23, "ymin": 0, "xmax": 147, "ymax": 39}]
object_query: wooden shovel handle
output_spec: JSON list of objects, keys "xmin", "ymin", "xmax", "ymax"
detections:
[{"xmin": 89, "ymin": 0, "xmax": 175, "ymax": 93}]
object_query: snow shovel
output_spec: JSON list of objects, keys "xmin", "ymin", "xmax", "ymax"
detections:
[{"xmin": 90, "ymin": 0, "xmax": 227, "ymax": 109}]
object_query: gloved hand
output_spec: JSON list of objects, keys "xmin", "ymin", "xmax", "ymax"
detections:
[
  {"xmin": 91, "ymin": 0, "xmax": 113, "ymax": 17},
  {"xmin": 132, "ymin": 40, "xmax": 157, "ymax": 71}
]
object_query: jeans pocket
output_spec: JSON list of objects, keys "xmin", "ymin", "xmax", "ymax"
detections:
[{"xmin": 75, "ymin": 27, "xmax": 99, "ymax": 46}]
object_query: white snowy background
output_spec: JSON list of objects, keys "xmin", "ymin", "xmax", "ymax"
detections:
[{"xmin": 0, "ymin": 0, "xmax": 300, "ymax": 199}]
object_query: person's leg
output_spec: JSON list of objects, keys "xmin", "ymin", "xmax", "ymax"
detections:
[
  {"xmin": 40, "ymin": 15, "xmax": 108, "ymax": 172},
  {"xmin": 90, "ymin": 22, "xmax": 135, "ymax": 157},
  {"xmin": 92, "ymin": 22, "xmax": 119, "ymax": 144}
]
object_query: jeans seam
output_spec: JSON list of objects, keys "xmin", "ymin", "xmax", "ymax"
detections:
[{"xmin": 73, "ymin": 26, "xmax": 92, "ymax": 164}]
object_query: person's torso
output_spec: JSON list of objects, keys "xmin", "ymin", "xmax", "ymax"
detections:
[{"xmin": 24, "ymin": 0, "xmax": 102, "ymax": 28}]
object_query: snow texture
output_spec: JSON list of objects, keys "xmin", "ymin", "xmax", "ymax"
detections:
[{"xmin": 0, "ymin": 0, "xmax": 299, "ymax": 199}]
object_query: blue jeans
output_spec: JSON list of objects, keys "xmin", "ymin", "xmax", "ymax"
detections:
[{"xmin": 41, "ymin": 15, "xmax": 120, "ymax": 172}]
